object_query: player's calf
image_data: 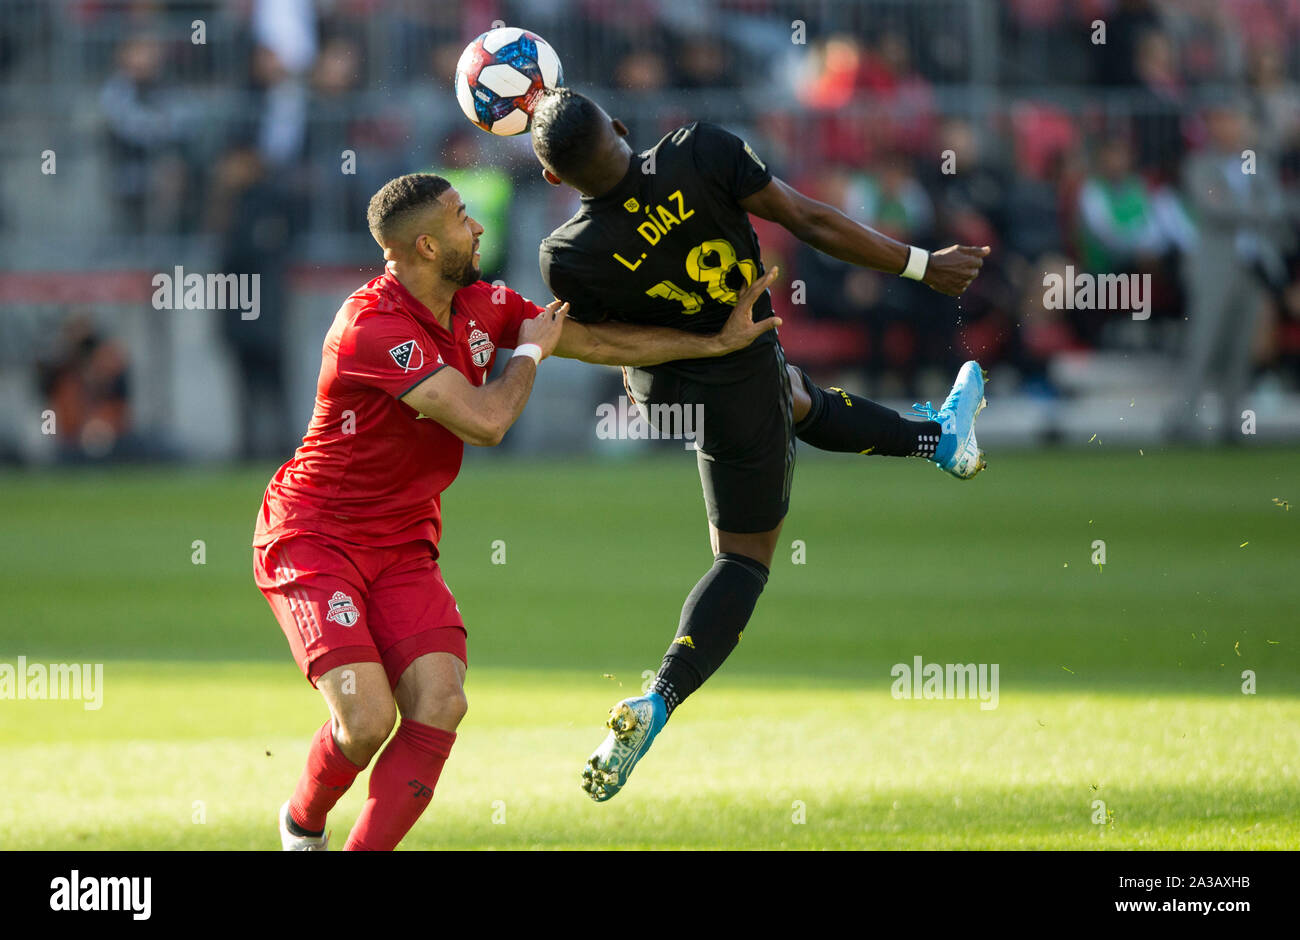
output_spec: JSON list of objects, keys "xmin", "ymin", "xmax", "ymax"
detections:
[
  {"xmin": 341, "ymin": 652, "xmax": 466, "ymax": 850},
  {"xmin": 583, "ymin": 546, "xmax": 771, "ymax": 801},
  {"xmin": 281, "ymin": 662, "xmax": 392, "ymax": 849},
  {"xmin": 789, "ymin": 365, "xmax": 943, "ymax": 459},
  {"xmin": 652, "ymin": 544, "xmax": 771, "ymax": 714}
]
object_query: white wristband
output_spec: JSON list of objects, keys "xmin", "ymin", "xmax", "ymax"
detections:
[
  {"xmin": 512, "ymin": 343, "xmax": 543, "ymax": 365},
  {"xmin": 900, "ymin": 245, "xmax": 929, "ymax": 281}
]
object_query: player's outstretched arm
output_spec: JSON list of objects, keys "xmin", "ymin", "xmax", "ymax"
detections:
[
  {"xmin": 400, "ymin": 303, "xmax": 566, "ymax": 446},
  {"xmin": 740, "ymin": 177, "xmax": 989, "ymax": 297},
  {"xmin": 552, "ymin": 266, "xmax": 783, "ymax": 367}
]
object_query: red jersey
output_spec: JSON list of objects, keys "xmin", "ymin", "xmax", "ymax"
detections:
[{"xmin": 254, "ymin": 271, "xmax": 542, "ymax": 553}]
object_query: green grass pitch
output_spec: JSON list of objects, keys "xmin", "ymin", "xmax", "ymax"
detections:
[{"xmin": 1, "ymin": 446, "xmax": 1297, "ymax": 849}]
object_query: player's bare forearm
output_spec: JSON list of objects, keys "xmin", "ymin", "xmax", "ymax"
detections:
[
  {"xmin": 401, "ymin": 300, "xmax": 562, "ymax": 444},
  {"xmin": 551, "ymin": 266, "xmax": 781, "ymax": 366},
  {"xmin": 741, "ymin": 178, "xmax": 987, "ymax": 296},
  {"xmin": 471, "ymin": 356, "xmax": 538, "ymax": 445},
  {"xmin": 554, "ymin": 320, "xmax": 725, "ymax": 366},
  {"xmin": 401, "ymin": 356, "xmax": 537, "ymax": 447},
  {"xmin": 741, "ymin": 178, "xmax": 907, "ymax": 273},
  {"xmin": 799, "ymin": 204, "xmax": 912, "ymax": 273}
]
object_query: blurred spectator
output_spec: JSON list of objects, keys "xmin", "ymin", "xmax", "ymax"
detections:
[
  {"xmin": 210, "ymin": 143, "xmax": 297, "ymax": 460},
  {"xmin": 613, "ymin": 47, "xmax": 671, "ymax": 142},
  {"xmin": 847, "ymin": 152, "xmax": 936, "ymax": 244},
  {"xmin": 858, "ymin": 31, "xmax": 937, "ymax": 156},
  {"xmin": 99, "ymin": 34, "xmax": 194, "ymax": 233},
  {"xmin": 1091, "ymin": 0, "xmax": 1161, "ymax": 87},
  {"xmin": 37, "ymin": 314, "xmax": 130, "ymax": 461},
  {"xmin": 252, "ymin": 0, "xmax": 317, "ymax": 167},
  {"xmin": 313, "ymin": 36, "xmax": 363, "ymax": 98},
  {"xmin": 674, "ymin": 37, "xmax": 737, "ymax": 89},
  {"xmin": 797, "ymin": 35, "xmax": 872, "ymax": 165},
  {"xmin": 617, "ymin": 48, "xmax": 668, "ymax": 91},
  {"xmin": 1076, "ymin": 135, "xmax": 1191, "ymax": 340},
  {"xmin": 1247, "ymin": 42, "xmax": 1300, "ymax": 179},
  {"xmin": 1130, "ymin": 30, "xmax": 1186, "ymax": 182},
  {"xmin": 928, "ymin": 118, "xmax": 1010, "ymax": 247},
  {"xmin": 305, "ymin": 35, "xmax": 380, "ymax": 239},
  {"xmin": 1077, "ymin": 137, "xmax": 1168, "ymax": 273},
  {"xmin": 1170, "ymin": 104, "xmax": 1297, "ymax": 440},
  {"xmin": 1162, "ymin": 0, "xmax": 1245, "ymax": 85},
  {"xmin": 1002, "ymin": 0, "xmax": 1095, "ymax": 86},
  {"xmin": 1004, "ymin": 105, "xmax": 1084, "ymax": 262},
  {"xmin": 1003, "ymin": 147, "xmax": 1074, "ymax": 262},
  {"xmin": 1013, "ymin": 253, "xmax": 1087, "ymax": 396}
]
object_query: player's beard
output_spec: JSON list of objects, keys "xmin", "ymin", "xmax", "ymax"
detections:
[{"xmin": 443, "ymin": 242, "xmax": 480, "ymax": 287}]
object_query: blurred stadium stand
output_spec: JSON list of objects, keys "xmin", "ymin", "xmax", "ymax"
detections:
[{"xmin": 2, "ymin": 0, "xmax": 1300, "ymax": 463}]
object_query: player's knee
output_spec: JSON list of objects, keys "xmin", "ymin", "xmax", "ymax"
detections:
[
  {"xmin": 406, "ymin": 684, "xmax": 468, "ymax": 731},
  {"xmin": 716, "ymin": 528, "xmax": 781, "ymax": 570},
  {"xmin": 335, "ymin": 704, "xmax": 397, "ymax": 763}
]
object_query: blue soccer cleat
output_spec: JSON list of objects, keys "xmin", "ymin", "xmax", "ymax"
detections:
[
  {"xmin": 909, "ymin": 361, "xmax": 988, "ymax": 480},
  {"xmin": 581, "ymin": 693, "xmax": 667, "ymax": 802}
]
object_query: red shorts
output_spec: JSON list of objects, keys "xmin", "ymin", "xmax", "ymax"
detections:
[{"xmin": 254, "ymin": 533, "xmax": 466, "ymax": 689}]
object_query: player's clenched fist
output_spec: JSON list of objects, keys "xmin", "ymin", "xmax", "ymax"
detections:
[
  {"xmin": 517, "ymin": 300, "xmax": 569, "ymax": 359},
  {"xmin": 922, "ymin": 245, "xmax": 990, "ymax": 297}
]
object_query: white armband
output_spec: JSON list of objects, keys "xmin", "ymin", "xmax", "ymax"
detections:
[
  {"xmin": 900, "ymin": 246, "xmax": 929, "ymax": 281},
  {"xmin": 512, "ymin": 343, "xmax": 543, "ymax": 365}
]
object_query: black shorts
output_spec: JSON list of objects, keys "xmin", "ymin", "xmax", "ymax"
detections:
[{"xmin": 624, "ymin": 340, "xmax": 795, "ymax": 533}]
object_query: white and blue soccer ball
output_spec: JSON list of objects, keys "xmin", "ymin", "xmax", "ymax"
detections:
[{"xmin": 454, "ymin": 27, "xmax": 563, "ymax": 136}]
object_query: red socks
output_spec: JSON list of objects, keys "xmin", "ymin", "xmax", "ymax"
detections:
[
  {"xmin": 343, "ymin": 719, "xmax": 456, "ymax": 851},
  {"xmin": 288, "ymin": 719, "xmax": 366, "ymax": 833}
]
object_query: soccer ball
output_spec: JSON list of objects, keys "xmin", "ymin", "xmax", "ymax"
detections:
[{"xmin": 454, "ymin": 27, "xmax": 563, "ymax": 137}]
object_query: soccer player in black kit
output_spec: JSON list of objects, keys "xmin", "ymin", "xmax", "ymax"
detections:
[{"xmin": 531, "ymin": 89, "xmax": 990, "ymax": 801}]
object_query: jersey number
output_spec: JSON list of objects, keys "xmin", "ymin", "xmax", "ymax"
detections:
[{"xmin": 646, "ymin": 238, "xmax": 757, "ymax": 314}]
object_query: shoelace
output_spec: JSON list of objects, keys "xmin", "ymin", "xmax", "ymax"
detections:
[{"xmin": 908, "ymin": 401, "xmax": 942, "ymax": 422}]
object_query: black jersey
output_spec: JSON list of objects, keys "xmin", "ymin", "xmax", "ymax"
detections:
[{"xmin": 539, "ymin": 122, "xmax": 777, "ymax": 382}]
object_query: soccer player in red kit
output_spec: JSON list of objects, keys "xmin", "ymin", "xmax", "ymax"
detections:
[{"xmin": 254, "ymin": 173, "xmax": 779, "ymax": 850}]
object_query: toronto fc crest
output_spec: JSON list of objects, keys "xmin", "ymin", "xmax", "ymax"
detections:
[
  {"xmin": 326, "ymin": 591, "xmax": 360, "ymax": 627},
  {"xmin": 467, "ymin": 328, "xmax": 494, "ymax": 368}
]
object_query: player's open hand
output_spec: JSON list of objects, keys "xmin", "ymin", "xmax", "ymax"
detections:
[
  {"xmin": 716, "ymin": 266, "xmax": 783, "ymax": 354},
  {"xmin": 518, "ymin": 300, "xmax": 568, "ymax": 359},
  {"xmin": 922, "ymin": 245, "xmax": 990, "ymax": 297}
]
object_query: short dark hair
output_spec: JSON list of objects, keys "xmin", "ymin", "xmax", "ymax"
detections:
[
  {"xmin": 366, "ymin": 173, "xmax": 451, "ymax": 244},
  {"xmin": 530, "ymin": 88, "xmax": 605, "ymax": 179}
]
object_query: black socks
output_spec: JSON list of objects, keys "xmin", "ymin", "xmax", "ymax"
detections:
[
  {"xmin": 651, "ymin": 552, "xmax": 769, "ymax": 717},
  {"xmin": 793, "ymin": 369, "xmax": 941, "ymax": 459},
  {"xmin": 285, "ymin": 814, "xmax": 325, "ymax": 839}
]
